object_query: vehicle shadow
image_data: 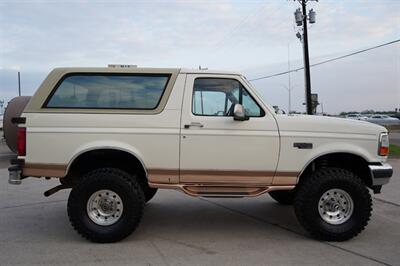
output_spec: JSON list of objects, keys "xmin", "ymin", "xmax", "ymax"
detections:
[
  {"xmin": 0, "ymin": 190, "xmax": 306, "ymax": 244},
  {"xmin": 136, "ymin": 191, "xmax": 307, "ymax": 241}
]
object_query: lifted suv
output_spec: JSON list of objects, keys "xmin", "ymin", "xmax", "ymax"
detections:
[{"xmin": 6, "ymin": 67, "xmax": 392, "ymax": 242}]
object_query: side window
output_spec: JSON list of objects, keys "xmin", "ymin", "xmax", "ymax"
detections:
[
  {"xmin": 193, "ymin": 90, "xmax": 227, "ymax": 116},
  {"xmin": 45, "ymin": 74, "xmax": 170, "ymax": 109},
  {"xmin": 192, "ymin": 78, "xmax": 264, "ymax": 117},
  {"xmin": 242, "ymin": 90, "xmax": 263, "ymax": 117}
]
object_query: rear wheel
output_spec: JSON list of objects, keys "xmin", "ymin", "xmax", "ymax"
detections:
[
  {"xmin": 67, "ymin": 168, "xmax": 144, "ymax": 243},
  {"xmin": 268, "ymin": 190, "xmax": 295, "ymax": 205},
  {"xmin": 294, "ymin": 167, "xmax": 372, "ymax": 241}
]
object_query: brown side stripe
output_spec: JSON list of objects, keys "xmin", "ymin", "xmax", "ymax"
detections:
[
  {"xmin": 21, "ymin": 164, "xmax": 299, "ymax": 184},
  {"xmin": 180, "ymin": 170, "xmax": 275, "ymax": 177},
  {"xmin": 274, "ymin": 171, "xmax": 299, "ymax": 177},
  {"xmin": 148, "ymin": 169, "xmax": 298, "ymax": 177},
  {"xmin": 147, "ymin": 169, "xmax": 179, "ymax": 175},
  {"xmin": 23, "ymin": 163, "xmax": 67, "ymax": 178}
]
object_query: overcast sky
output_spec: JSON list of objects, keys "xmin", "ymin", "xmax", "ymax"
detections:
[{"xmin": 0, "ymin": 0, "xmax": 399, "ymax": 114}]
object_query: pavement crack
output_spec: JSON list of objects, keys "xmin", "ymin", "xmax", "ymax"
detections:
[
  {"xmin": 149, "ymin": 239, "xmax": 170, "ymax": 266},
  {"xmin": 199, "ymin": 198, "xmax": 392, "ymax": 266},
  {"xmin": 323, "ymin": 242, "xmax": 392, "ymax": 266},
  {"xmin": 0, "ymin": 199, "xmax": 66, "ymax": 210},
  {"xmin": 373, "ymin": 197, "xmax": 400, "ymax": 207},
  {"xmin": 155, "ymin": 236, "xmax": 216, "ymax": 255}
]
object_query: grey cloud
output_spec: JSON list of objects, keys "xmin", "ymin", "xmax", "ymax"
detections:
[
  {"xmin": 245, "ymin": 43, "xmax": 400, "ymax": 114},
  {"xmin": 0, "ymin": 0, "xmax": 399, "ymax": 113}
]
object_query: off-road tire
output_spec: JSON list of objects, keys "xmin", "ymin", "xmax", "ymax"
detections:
[
  {"xmin": 294, "ymin": 167, "xmax": 372, "ymax": 241},
  {"xmin": 67, "ymin": 168, "xmax": 145, "ymax": 243},
  {"xmin": 269, "ymin": 190, "xmax": 295, "ymax": 205}
]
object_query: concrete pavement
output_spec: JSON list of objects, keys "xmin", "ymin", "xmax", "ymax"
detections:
[{"xmin": 0, "ymin": 159, "xmax": 399, "ymax": 266}]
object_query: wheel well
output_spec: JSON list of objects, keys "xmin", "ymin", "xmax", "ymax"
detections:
[
  {"xmin": 66, "ymin": 149, "xmax": 147, "ymax": 186},
  {"xmin": 299, "ymin": 153, "xmax": 373, "ymax": 187}
]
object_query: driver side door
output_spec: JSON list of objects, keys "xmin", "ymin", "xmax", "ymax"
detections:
[{"xmin": 179, "ymin": 74, "xmax": 280, "ymax": 185}]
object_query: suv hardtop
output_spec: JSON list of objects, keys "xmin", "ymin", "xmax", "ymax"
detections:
[{"xmin": 5, "ymin": 66, "xmax": 392, "ymax": 243}]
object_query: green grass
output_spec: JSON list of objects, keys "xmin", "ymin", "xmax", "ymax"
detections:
[
  {"xmin": 386, "ymin": 125, "xmax": 400, "ymax": 132},
  {"xmin": 389, "ymin": 144, "xmax": 400, "ymax": 158}
]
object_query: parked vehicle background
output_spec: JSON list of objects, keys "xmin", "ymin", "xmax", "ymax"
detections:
[
  {"xmin": 345, "ymin": 114, "xmax": 368, "ymax": 120},
  {"xmin": 366, "ymin": 114, "xmax": 400, "ymax": 126}
]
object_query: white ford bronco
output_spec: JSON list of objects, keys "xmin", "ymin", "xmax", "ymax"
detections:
[{"xmin": 5, "ymin": 67, "xmax": 393, "ymax": 243}]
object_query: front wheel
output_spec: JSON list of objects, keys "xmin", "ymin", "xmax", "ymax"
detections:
[
  {"xmin": 67, "ymin": 168, "xmax": 145, "ymax": 243},
  {"xmin": 294, "ymin": 167, "xmax": 372, "ymax": 241}
]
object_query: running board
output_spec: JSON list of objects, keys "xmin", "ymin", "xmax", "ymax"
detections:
[
  {"xmin": 184, "ymin": 186, "xmax": 268, "ymax": 197},
  {"xmin": 149, "ymin": 182, "xmax": 295, "ymax": 198}
]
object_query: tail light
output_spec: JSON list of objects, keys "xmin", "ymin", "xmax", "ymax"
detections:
[
  {"xmin": 378, "ymin": 133, "xmax": 389, "ymax": 156},
  {"xmin": 17, "ymin": 127, "xmax": 26, "ymax": 156}
]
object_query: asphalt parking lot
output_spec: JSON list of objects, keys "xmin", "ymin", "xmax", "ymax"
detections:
[{"xmin": 0, "ymin": 149, "xmax": 399, "ymax": 265}]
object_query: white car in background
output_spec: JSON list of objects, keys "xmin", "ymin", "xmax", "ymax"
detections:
[
  {"xmin": 345, "ymin": 114, "xmax": 368, "ymax": 120},
  {"xmin": 0, "ymin": 115, "xmax": 3, "ymax": 130},
  {"xmin": 366, "ymin": 114, "xmax": 400, "ymax": 126}
]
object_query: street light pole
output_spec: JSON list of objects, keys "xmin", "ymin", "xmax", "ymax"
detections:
[
  {"xmin": 321, "ymin": 101, "xmax": 324, "ymax": 115},
  {"xmin": 281, "ymin": 84, "xmax": 299, "ymax": 114}
]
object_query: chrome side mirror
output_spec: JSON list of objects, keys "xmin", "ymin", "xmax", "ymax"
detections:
[{"xmin": 233, "ymin": 104, "xmax": 249, "ymax": 121}]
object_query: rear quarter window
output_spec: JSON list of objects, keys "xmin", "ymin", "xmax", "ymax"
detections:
[{"xmin": 44, "ymin": 74, "xmax": 170, "ymax": 109}]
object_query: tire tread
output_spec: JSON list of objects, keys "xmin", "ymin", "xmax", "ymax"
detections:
[
  {"xmin": 67, "ymin": 167, "xmax": 144, "ymax": 243},
  {"xmin": 294, "ymin": 167, "xmax": 372, "ymax": 241}
]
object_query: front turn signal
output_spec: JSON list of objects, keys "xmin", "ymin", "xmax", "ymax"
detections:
[{"xmin": 378, "ymin": 133, "xmax": 389, "ymax": 156}]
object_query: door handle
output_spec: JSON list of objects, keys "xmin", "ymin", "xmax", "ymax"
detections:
[{"xmin": 184, "ymin": 122, "xmax": 204, "ymax": 129}]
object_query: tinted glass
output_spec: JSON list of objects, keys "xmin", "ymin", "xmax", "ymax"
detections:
[
  {"xmin": 46, "ymin": 74, "xmax": 170, "ymax": 109},
  {"xmin": 192, "ymin": 78, "xmax": 264, "ymax": 117}
]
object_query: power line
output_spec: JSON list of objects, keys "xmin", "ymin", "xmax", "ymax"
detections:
[
  {"xmin": 249, "ymin": 39, "xmax": 400, "ymax": 81},
  {"xmin": 212, "ymin": 4, "xmax": 266, "ymax": 53}
]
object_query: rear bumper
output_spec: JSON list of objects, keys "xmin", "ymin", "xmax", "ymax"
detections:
[
  {"xmin": 8, "ymin": 158, "xmax": 24, "ymax": 185},
  {"xmin": 8, "ymin": 164, "xmax": 22, "ymax": 185},
  {"xmin": 369, "ymin": 163, "xmax": 393, "ymax": 186}
]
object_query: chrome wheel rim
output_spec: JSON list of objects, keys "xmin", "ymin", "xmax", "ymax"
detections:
[
  {"xmin": 86, "ymin": 189, "xmax": 123, "ymax": 226},
  {"xmin": 318, "ymin": 188, "xmax": 354, "ymax": 225}
]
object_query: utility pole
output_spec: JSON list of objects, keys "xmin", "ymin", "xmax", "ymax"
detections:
[
  {"xmin": 301, "ymin": 0, "xmax": 312, "ymax": 115},
  {"xmin": 294, "ymin": 0, "xmax": 317, "ymax": 115},
  {"xmin": 287, "ymin": 44, "xmax": 292, "ymax": 114},
  {"xmin": 18, "ymin": 71, "xmax": 21, "ymax": 96}
]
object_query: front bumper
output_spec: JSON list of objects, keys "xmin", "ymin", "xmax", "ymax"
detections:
[{"xmin": 369, "ymin": 163, "xmax": 393, "ymax": 186}]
